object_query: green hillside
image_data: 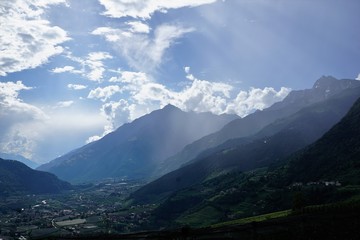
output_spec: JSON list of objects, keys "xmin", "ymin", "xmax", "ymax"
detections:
[{"xmin": 0, "ymin": 158, "xmax": 72, "ymax": 195}]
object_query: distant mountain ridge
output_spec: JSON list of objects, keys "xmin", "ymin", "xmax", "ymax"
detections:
[
  {"xmin": 131, "ymin": 81, "xmax": 360, "ymax": 203},
  {"xmin": 158, "ymin": 76, "xmax": 360, "ymax": 175},
  {"xmin": 38, "ymin": 105, "xmax": 237, "ymax": 183},
  {"xmin": 0, "ymin": 153, "xmax": 39, "ymax": 169},
  {"xmin": 0, "ymin": 158, "xmax": 71, "ymax": 196}
]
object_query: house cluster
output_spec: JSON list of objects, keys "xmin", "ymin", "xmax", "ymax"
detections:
[
  {"xmin": 0, "ymin": 179, "xmax": 153, "ymax": 239},
  {"xmin": 291, "ymin": 180, "xmax": 342, "ymax": 188}
]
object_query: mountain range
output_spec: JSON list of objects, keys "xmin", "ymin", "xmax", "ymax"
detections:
[
  {"xmin": 38, "ymin": 76, "xmax": 360, "ymax": 186},
  {"xmin": 131, "ymin": 81, "xmax": 360, "ymax": 204},
  {"xmin": 38, "ymin": 106, "xmax": 237, "ymax": 183},
  {"xmin": 158, "ymin": 76, "xmax": 360, "ymax": 175},
  {"xmin": 129, "ymin": 80, "xmax": 360, "ymax": 227}
]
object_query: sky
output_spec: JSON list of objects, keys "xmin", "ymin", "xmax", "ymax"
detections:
[{"xmin": 1, "ymin": 0, "xmax": 359, "ymax": 163}]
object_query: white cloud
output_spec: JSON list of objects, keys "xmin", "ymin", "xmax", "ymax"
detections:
[
  {"xmin": 133, "ymin": 82, "xmax": 172, "ymax": 104},
  {"xmin": 0, "ymin": 81, "xmax": 46, "ymax": 122},
  {"xmin": 54, "ymin": 51, "xmax": 113, "ymax": 82},
  {"xmin": 179, "ymin": 80, "xmax": 233, "ymax": 114},
  {"xmin": 85, "ymin": 52, "xmax": 113, "ymax": 81},
  {"xmin": 127, "ymin": 21, "xmax": 151, "ymax": 33},
  {"xmin": 88, "ymin": 85, "xmax": 122, "ymax": 102},
  {"xmin": 98, "ymin": 0, "xmax": 217, "ymax": 19},
  {"xmin": 0, "ymin": 81, "xmax": 31, "ymax": 101},
  {"xmin": 51, "ymin": 65, "xmax": 79, "ymax": 74},
  {"xmin": 356, "ymin": 73, "xmax": 360, "ymax": 81},
  {"xmin": 87, "ymin": 52, "xmax": 112, "ymax": 62},
  {"xmin": 0, "ymin": 0, "xmax": 69, "ymax": 76},
  {"xmin": 55, "ymin": 100, "xmax": 74, "ymax": 108},
  {"xmin": 111, "ymin": 71, "xmax": 149, "ymax": 83},
  {"xmin": 86, "ymin": 135, "xmax": 102, "ymax": 143},
  {"xmin": 87, "ymin": 99, "xmax": 133, "ymax": 143},
  {"xmin": 0, "ymin": 81, "xmax": 48, "ymax": 159},
  {"xmin": 151, "ymin": 25, "xmax": 194, "ymax": 65},
  {"xmin": 184, "ymin": 66, "xmax": 196, "ymax": 81},
  {"xmin": 92, "ymin": 27, "xmax": 123, "ymax": 42},
  {"xmin": 175, "ymin": 68, "xmax": 290, "ymax": 116},
  {"xmin": 92, "ymin": 24, "xmax": 193, "ymax": 71},
  {"xmin": 110, "ymin": 71, "xmax": 151, "ymax": 93},
  {"xmin": 0, "ymin": 80, "xmax": 108, "ymax": 162},
  {"xmin": 122, "ymin": 67, "xmax": 233, "ymax": 114},
  {"xmin": 131, "ymin": 78, "xmax": 233, "ymax": 115},
  {"xmin": 67, "ymin": 84, "xmax": 87, "ymax": 90},
  {"xmin": 225, "ymin": 87, "xmax": 291, "ymax": 117}
]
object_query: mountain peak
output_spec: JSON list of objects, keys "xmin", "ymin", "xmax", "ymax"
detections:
[
  {"xmin": 38, "ymin": 102, "xmax": 235, "ymax": 183},
  {"xmin": 312, "ymin": 75, "xmax": 338, "ymax": 89},
  {"xmin": 162, "ymin": 104, "xmax": 180, "ymax": 111}
]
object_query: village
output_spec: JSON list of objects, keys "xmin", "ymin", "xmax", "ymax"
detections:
[{"xmin": 0, "ymin": 179, "xmax": 155, "ymax": 239}]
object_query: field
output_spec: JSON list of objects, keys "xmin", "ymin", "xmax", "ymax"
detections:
[{"xmin": 55, "ymin": 218, "xmax": 86, "ymax": 227}]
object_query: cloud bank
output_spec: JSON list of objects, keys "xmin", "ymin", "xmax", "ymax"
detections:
[
  {"xmin": 0, "ymin": 0, "xmax": 69, "ymax": 76},
  {"xmin": 0, "ymin": 81, "xmax": 106, "ymax": 162},
  {"xmin": 0, "ymin": 81, "xmax": 47, "ymax": 159}
]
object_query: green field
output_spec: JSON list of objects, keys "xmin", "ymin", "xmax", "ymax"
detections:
[{"xmin": 211, "ymin": 209, "xmax": 291, "ymax": 228}]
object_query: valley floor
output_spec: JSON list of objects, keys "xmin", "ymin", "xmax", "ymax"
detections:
[
  {"xmin": 0, "ymin": 179, "xmax": 154, "ymax": 239},
  {"xmin": 1, "ymin": 179, "xmax": 360, "ymax": 239},
  {"xmin": 30, "ymin": 202, "xmax": 360, "ymax": 239}
]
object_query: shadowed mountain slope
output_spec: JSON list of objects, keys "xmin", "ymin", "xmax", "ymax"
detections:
[
  {"xmin": 133, "ymin": 94, "xmax": 360, "ymax": 228},
  {"xmin": 132, "ymin": 85, "xmax": 360, "ymax": 203},
  {"xmin": 280, "ymin": 95, "xmax": 360, "ymax": 184},
  {"xmin": 0, "ymin": 158, "xmax": 71, "ymax": 195},
  {"xmin": 158, "ymin": 77, "xmax": 360, "ymax": 175}
]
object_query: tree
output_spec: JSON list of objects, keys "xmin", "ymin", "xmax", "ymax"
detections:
[{"xmin": 293, "ymin": 191, "xmax": 304, "ymax": 211}]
